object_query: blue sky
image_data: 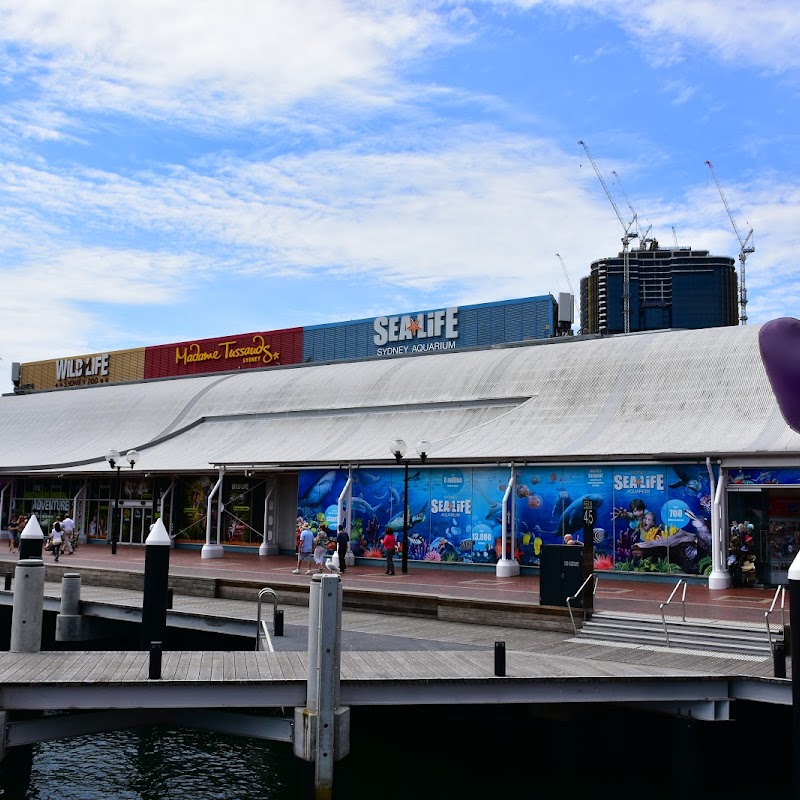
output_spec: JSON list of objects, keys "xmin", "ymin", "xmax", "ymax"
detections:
[{"xmin": 1, "ymin": 0, "xmax": 798, "ymax": 393}]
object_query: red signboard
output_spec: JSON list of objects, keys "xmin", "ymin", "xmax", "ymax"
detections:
[{"xmin": 143, "ymin": 328, "xmax": 303, "ymax": 379}]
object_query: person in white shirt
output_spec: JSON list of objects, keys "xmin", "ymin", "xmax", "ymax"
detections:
[{"xmin": 61, "ymin": 513, "xmax": 75, "ymax": 554}]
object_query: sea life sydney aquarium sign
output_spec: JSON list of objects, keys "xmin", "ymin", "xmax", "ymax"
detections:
[{"xmin": 373, "ymin": 307, "xmax": 459, "ymax": 356}]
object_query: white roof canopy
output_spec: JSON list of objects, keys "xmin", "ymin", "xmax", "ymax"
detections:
[{"xmin": 1, "ymin": 324, "xmax": 797, "ymax": 474}]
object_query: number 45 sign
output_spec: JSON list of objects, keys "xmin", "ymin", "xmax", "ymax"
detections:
[{"xmin": 582, "ymin": 498, "xmax": 595, "ymax": 529}]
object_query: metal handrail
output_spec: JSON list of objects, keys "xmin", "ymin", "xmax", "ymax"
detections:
[
  {"xmin": 256, "ymin": 587, "xmax": 278, "ymax": 653},
  {"xmin": 567, "ymin": 573, "xmax": 598, "ymax": 635},
  {"xmin": 659, "ymin": 579, "xmax": 686, "ymax": 647},
  {"xmin": 765, "ymin": 586, "xmax": 786, "ymax": 656}
]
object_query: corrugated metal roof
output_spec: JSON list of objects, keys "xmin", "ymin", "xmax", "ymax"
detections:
[{"xmin": 1, "ymin": 324, "xmax": 797, "ymax": 474}]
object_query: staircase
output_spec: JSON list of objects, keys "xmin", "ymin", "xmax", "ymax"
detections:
[{"xmin": 575, "ymin": 611, "xmax": 783, "ymax": 658}]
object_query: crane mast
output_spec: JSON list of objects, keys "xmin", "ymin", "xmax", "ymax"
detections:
[
  {"xmin": 579, "ymin": 140, "xmax": 638, "ymax": 333},
  {"xmin": 555, "ymin": 253, "xmax": 575, "ymax": 295},
  {"xmin": 705, "ymin": 160, "xmax": 753, "ymax": 325}
]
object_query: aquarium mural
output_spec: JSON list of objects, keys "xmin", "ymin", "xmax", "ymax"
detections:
[{"xmin": 296, "ymin": 462, "xmax": 715, "ymax": 575}]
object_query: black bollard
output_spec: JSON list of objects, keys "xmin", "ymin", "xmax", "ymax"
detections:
[
  {"xmin": 774, "ymin": 641, "xmax": 787, "ymax": 678},
  {"xmin": 166, "ymin": 587, "xmax": 173, "ymax": 609},
  {"xmin": 18, "ymin": 515, "xmax": 45, "ymax": 560},
  {"xmin": 111, "ymin": 536, "xmax": 117, "ymax": 555},
  {"xmin": 140, "ymin": 520, "xmax": 171, "ymax": 650},
  {"xmin": 274, "ymin": 608, "xmax": 284, "ymax": 637},
  {"xmin": 149, "ymin": 642, "xmax": 162, "ymax": 680},
  {"xmin": 494, "ymin": 641, "xmax": 506, "ymax": 677},
  {"xmin": 4, "ymin": 572, "xmax": 11, "ymax": 591}
]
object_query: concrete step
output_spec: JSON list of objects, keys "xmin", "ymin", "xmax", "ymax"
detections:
[{"xmin": 577, "ymin": 612, "xmax": 782, "ymax": 656}]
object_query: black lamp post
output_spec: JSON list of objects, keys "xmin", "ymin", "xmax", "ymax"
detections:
[
  {"xmin": 389, "ymin": 439, "xmax": 430, "ymax": 575},
  {"xmin": 104, "ymin": 448, "xmax": 140, "ymax": 555}
]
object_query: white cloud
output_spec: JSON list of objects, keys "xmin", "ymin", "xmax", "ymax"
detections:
[{"xmin": 0, "ymin": 0, "xmax": 454, "ymax": 126}]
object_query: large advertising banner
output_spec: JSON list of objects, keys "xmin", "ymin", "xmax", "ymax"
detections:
[{"xmin": 297, "ymin": 462, "xmax": 714, "ymax": 575}]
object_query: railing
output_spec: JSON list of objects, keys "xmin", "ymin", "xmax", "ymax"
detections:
[
  {"xmin": 256, "ymin": 587, "xmax": 278, "ymax": 653},
  {"xmin": 659, "ymin": 579, "xmax": 687, "ymax": 647},
  {"xmin": 567, "ymin": 573, "xmax": 598, "ymax": 635},
  {"xmin": 765, "ymin": 586, "xmax": 786, "ymax": 656}
]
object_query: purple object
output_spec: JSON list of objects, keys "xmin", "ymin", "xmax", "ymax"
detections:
[{"xmin": 759, "ymin": 317, "xmax": 800, "ymax": 433}]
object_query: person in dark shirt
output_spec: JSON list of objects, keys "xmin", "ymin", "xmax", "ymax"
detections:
[{"xmin": 336, "ymin": 524, "xmax": 349, "ymax": 573}]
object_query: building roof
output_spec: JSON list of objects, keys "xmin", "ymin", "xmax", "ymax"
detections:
[{"xmin": 1, "ymin": 323, "xmax": 797, "ymax": 474}]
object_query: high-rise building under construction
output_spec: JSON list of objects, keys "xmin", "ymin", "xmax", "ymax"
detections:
[{"xmin": 579, "ymin": 244, "xmax": 739, "ymax": 335}]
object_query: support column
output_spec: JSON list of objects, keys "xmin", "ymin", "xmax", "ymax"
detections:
[
  {"xmin": 789, "ymin": 552, "xmax": 800, "ymax": 797},
  {"xmin": 294, "ymin": 573, "xmax": 349, "ymax": 799},
  {"xmin": 10, "ymin": 559, "xmax": 45, "ymax": 653}
]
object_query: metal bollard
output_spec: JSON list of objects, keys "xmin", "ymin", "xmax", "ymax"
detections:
[
  {"xmin": 166, "ymin": 587, "xmax": 173, "ymax": 609},
  {"xmin": 774, "ymin": 641, "xmax": 786, "ymax": 678},
  {"xmin": 274, "ymin": 608, "xmax": 284, "ymax": 637},
  {"xmin": 149, "ymin": 641, "xmax": 162, "ymax": 680},
  {"xmin": 494, "ymin": 641, "xmax": 506, "ymax": 677},
  {"xmin": 4, "ymin": 572, "xmax": 11, "ymax": 591}
]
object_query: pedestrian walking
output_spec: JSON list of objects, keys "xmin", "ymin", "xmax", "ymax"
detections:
[
  {"xmin": 50, "ymin": 519, "xmax": 64, "ymax": 562},
  {"xmin": 313, "ymin": 525, "xmax": 335, "ymax": 573},
  {"xmin": 6, "ymin": 515, "xmax": 19, "ymax": 553},
  {"xmin": 382, "ymin": 526, "xmax": 396, "ymax": 576},
  {"xmin": 336, "ymin": 524, "xmax": 349, "ymax": 572},
  {"xmin": 292, "ymin": 522, "xmax": 315, "ymax": 574},
  {"xmin": 61, "ymin": 512, "xmax": 76, "ymax": 554}
]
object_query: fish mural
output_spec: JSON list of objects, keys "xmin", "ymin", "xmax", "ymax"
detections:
[
  {"xmin": 551, "ymin": 490, "xmax": 573, "ymax": 521},
  {"xmin": 299, "ymin": 470, "xmax": 337, "ymax": 506},
  {"xmin": 386, "ymin": 502, "xmax": 428, "ymax": 534},
  {"xmin": 632, "ymin": 509, "xmax": 711, "ymax": 573},
  {"xmin": 668, "ymin": 466, "xmax": 702, "ymax": 494},
  {"xmin": 351, "ymin": 495, "xmax": 384, "ymax": 519},
  {"xmin": 296, "ymin": 463, "xmax": 712, "ymax": 574},
  {"xmin": 553, "ymin": 494, "xmax": 604, "ymax": 537}
]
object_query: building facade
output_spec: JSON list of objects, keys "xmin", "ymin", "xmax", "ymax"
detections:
[
  {"xmin": 580, "ymin": 246, "xmax": 738, "ymax": 335},
  {"xmin": 1, "ymin": 323, "xmax": 798, "ymax": 588}
]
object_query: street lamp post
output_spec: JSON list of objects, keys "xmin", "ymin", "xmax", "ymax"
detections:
[
  {"xmin": 104, "ymin": 449, "xmax": 140, "ymax": 555},
  {"xmin": 389, "ymin": 439, "xmax": 430, "ymax": 575}
]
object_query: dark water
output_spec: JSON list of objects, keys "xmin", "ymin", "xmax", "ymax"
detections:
[{"xmin": 0, "ymin": 702, "xmax": 790, "ymax": 799}]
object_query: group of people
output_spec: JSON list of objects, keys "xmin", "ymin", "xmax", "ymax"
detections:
[
  {"xmin": 292, "ymin": 522, "xmax": 399, "ymax": 576},
  {"xmin": 293, "ymin": 523, "xmax": 351, "ymax": 575},
  {"xmin": 6, "ymin": 512, "xmax": 77, "ymax": 559},
  {"xmin": 46, "ymin": 514, "xmax": 76, "ymax": 562},
  {"xmin": 6, "ymin": 514, "xmax": 26, "ymax": 553}
]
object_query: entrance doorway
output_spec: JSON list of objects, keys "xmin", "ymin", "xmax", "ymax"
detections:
[{"xmin": 117, "ymin": 503, "xmax": 154, "ymax": 545}]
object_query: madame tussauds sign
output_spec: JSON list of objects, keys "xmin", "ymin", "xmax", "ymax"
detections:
[{"xmin": 174, "ymin": 335, "xmax": 281, "ymax": 367}]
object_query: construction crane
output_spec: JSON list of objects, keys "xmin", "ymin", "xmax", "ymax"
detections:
[
  {"xmin": 579, "ymin": 140, "xmax": 638, "ymax": 333},
  {"xmin": 555, "ymin": 253, "xmax": 575, "ymax": 295},
  {"xmin": 705, "ymin": 160, "xmax": 754, "ymax": 325},
  {"xmin": 610, "ymin": 169, "xmax": 652, "ymax": 249}
]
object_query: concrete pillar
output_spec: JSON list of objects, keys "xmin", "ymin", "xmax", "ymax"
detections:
[
  {"xmin": 56, "ymin": 573, "xmax": 84, "ymax": 642},
  {"xmin": 294, "ymin": 573, "xmax": 350, "ymax": 798},
  {"xmin": 10, "ymin": 559, "xmax": 45, "ymax": 653}
]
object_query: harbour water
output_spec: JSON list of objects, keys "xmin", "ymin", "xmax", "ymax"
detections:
[{"xmin": 0, "ymin": 702, "xmax": 790, "ymax": 799}]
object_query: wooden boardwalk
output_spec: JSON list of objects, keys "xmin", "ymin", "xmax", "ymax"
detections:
[{"xmin": 0, "ymin": 644, "xmax": 788, "ymax": 721}]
